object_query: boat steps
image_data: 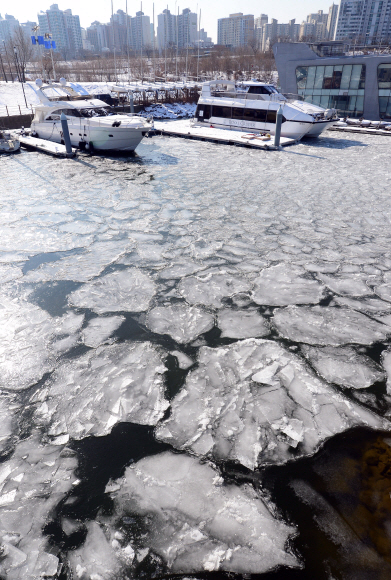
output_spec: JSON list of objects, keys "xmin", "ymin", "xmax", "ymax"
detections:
[{"xmin": 152, "ymin": 120, "xmax": 297, "ymax": 149}]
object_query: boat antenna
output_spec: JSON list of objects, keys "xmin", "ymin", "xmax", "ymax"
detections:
[
  {"xmin": 197, "ymin": 7, "xmax": 201, "ymax": 83},
  {"xmin": 140, "ymin": 1, "xmax": 143, "ymax": 83},
  {"xmin": 126, "ymin": 0, "xmax": 130, "ymax": 83},
  {"xmin": 152, "ymin": 3, "xmax": 155, "ymax": 83},
  {"xmin": 176, "ymin": 4, "xmax": 179, "ymax": 81},
  {"xmin": 111, "ymin": 0, "xmax": 117, "ymax": 82}
]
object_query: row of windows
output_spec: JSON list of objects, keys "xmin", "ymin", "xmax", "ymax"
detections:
[
  {"xmin": 305, "ymin": 94, "xmax": 364, "ymax": 117},
  {"xmin": 296, "ymin": 64, "xmax": 366, "ymax": 91},
  {"xmin": 196, "ymin": 105, "xmax": 282, "ymax": 124},
  {"xmin": 378, "ymin": 64, "xmax": 391, "ymax": 88}
]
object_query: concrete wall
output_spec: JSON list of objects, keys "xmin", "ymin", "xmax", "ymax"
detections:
[
  {"xmin": 273, "ymin": 42, "xmax": 391, "ymax": 120},
  {"xmin": 0, "ymin": 114, "xmax": 34, "ymax": 130}
]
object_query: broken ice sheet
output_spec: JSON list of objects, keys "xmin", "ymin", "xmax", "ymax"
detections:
[
  {"xmin": 0, "ymin": 264, "xmax": 23, "ymax": 284},
  {"xmin": 156, "ymin": 339, "xmax": 388, "ymax": 470},
  {"xmin": 102, "ymin": 452, "xmax": 298, "ymax": 575},
  {"xmin": 81, "ymin": 315, "xmax": 125, "ymax": 348},
  {"xmin": 68, "ymin": 268, "xmax": 156, "ymax": 313},
  {"xmin": 252, "ymin": 264, "xmax": 324, "ymax": 306},
  {"xmin": 147, "ymin": 304, "xmax": 214, "ymax": 343},
  {"xmin": 178, "ymin": 271, "xmax": 252, "ymax": 308},
  {"xmin": 23, "ymin": 240, "xmax": 135, "ymax": 283},
  {"xmin": 171, "ymin": 350, "xmax": 194, "ymax": 369},
  {"xmin": 273, "ymin": 306, "xmax": 390, "ymax": 346},
  {"xmin": 217, "ymin": 308, "xmax": 269, "ymax": 339},
  {"xmin": 318, "ymin": 273, "xmax": 372, "ymax": 297},
  {"xmin": 0, "ymin": 432, "xmax": 77, "ymax": 580},
  {"xmin": 32, "ymin": 342, "xmax": 169, "ymax": 440},
  {"xmin": 302, "ymin": 345, "xmax": 385, "ymax": 389}
]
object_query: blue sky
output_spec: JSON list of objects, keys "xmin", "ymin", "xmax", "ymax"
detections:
[{"xmin": 9, "ymin": 0, "xmax": 336, "ymax": 42}]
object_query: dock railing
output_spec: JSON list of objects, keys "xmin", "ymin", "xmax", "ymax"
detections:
[{"xmin": 0, "ymin": 104, "xmax": 34, "ymax": 117}]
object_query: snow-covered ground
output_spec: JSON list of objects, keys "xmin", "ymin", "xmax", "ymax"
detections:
[{"xmin": 0, "ymin": 130, "xmax": 391, "ymax": 578}]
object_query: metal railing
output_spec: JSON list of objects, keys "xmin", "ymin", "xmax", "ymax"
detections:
[{"xmin": 0, "ymin": 104, "xmax": 34, "ymax": 117}]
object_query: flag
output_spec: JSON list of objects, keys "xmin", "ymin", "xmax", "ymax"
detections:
[
  {"xmin": 51, "ymin": 41, "xmax": 56, "ymax": 49},
  {"xmin": 31, "ymin": 36, "xmax": 36, "ymax": 45},
  {"xmin": 38, "ymin": 36, "xmax": 44, "ymax": 45},
  {"xmin": 44, "ymin": 41, "xmax": 50, "ymax": 49}
]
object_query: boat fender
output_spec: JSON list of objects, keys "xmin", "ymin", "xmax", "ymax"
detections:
[{"xmin": 112, "ymin": 121, "xmax": 121, "ymax": 127}]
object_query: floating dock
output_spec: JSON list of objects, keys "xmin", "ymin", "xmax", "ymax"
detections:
[
  {"xmin": 13, "ymin": 133, "xmax": 76, "ymax": 157},
  {"xmin": 329, "ymin": 125, "xmax": 391, "ymax": 137},
  {"xmin": 153, "ymin": 120, "xmax": 297, "ymax": 149}
]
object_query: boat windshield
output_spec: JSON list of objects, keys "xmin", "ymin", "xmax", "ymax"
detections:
[{"xmin": 77, "ymin": 107, "xmax": 112, "ymax": 117}]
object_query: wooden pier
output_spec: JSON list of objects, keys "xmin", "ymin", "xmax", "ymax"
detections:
[
  {"xmin": 15, "ymin": 133, "xmax": 76, "ymax": 157},
  {"xmin": 153, "ymin": 120, "xmax": 297, "ymax": 150}
]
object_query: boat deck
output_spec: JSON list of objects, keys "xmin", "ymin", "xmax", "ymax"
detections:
[
  {"xmin": 153, "ymin": 120, "xmax": 297, "ymax": 149},
  {"xmin": 13, "ymin": 133, "xmax": 76, "ymax": 157}
]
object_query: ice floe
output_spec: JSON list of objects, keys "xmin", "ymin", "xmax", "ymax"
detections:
[
  {"xmin": 318, "ymin": 273, "xmax": 372, "ymax": 297},
  {"xmin": 217, "ymin": 308, "xmax": 269, "ymax": 339},
  {"xmin": 68, "ymin": 522, "xmax": 121, "ymax": 580},
  {"xmin": 33, "ymin": 342, "xmax": 169, "ymax": 440},
  {"xmin": 302, "ymin": 345, "xmax": 385, "ymax": 389},
  {"xmin": 156, "ymin": 339, "xmax": 388, "ymax": 469},
  {"xmin": 68, "ymin": 269, "xmax": 156, "ymax": 313},
  {"xmin": 147, "ymin": 304, "xmax": 214, "ymax": 343},
  {"xmin": 82, "ymin": 316, "xmax": 125, "ymax": 348},
  {"xmin": 171, "ymin": 350, "xmax": 195, "ymax": 369},
  {"xmin": 179, "ymin": 271, "xmax": 252, "ymax": 308},
  {"xmin": 273, "ymin": 306, "xmax": 390, "ymax": 346},
  {"xmin": 0, "ymin": 433, "xmax": 77, "ymax": 580},
  {"xmin": 252, "ymin": 264, "xmax": 323, "ymax": 306},
  {"xmin": 103, "ymin": 452, "xmax": 298, "ymax": 574}
]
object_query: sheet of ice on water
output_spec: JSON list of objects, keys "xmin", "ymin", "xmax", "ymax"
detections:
[
  {"xmin": 179, "ymin": 271, "xmax": 252, "ymax": 308},
  {"xmin": 68, "ymin": 268, "xmax": 156, "ymax": 313},
  {"xmin": 0, "ymin": 432, "xmax": 77, "ymax": 580},
  {"xmin": 103, "ymin": 452, "xmax": 298, "ymax": 575},
  {"xmin": 146, "ymin": 304, "xmax": 214, "ymax": 343},
  {"xmin": 252, "ymin": 264, "xmax": 324, "ymax": 306},
  {"xmin": 33, "ymin": 342, "xmax": 169, "ymax": 441},
  {"xmin": 273, "ymin": 306, "xmax": 390, "ymax": 346},
  {"xmin": 156, "ymin": 339, "xmax": 388, "ymax": 469},
  {"xmin": 24, "ymin": 240, "xmax": 135, "ymax": 283},
  {"xmin": 217, "ymin": 308, "xmax": 269, "ymax": 338},
  {"xmin": 302, "ymin": 345, "xmax": 385, "ymax": 389},
  {"xmin": 82, "ymin": 316, "xmax": 125, "ymax": 348}
]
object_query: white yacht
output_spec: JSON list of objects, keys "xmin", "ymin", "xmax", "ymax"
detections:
[
  {"xmin": 194, "ymin": 80, "xmax": 338, "ymax": 140},
  {"xmin": 29, "ymin": 79, "xmax": 152, "ymax": 152}
]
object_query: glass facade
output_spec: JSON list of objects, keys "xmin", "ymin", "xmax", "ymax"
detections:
[
  {"xmin": 378, "ymin": 64, "xmax": 391, "ymax": 119},
  {"xmin": 296, "ymin": 64, "xmax": 366, "ymax": 118}
]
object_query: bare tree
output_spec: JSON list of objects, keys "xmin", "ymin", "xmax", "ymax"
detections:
[{"xmin": 7, "ymin": 27, "xmax": 35, "ymax": 81}]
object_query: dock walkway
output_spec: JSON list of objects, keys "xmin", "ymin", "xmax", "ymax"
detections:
[
  {"xmin": 153, "ymin": 120, "xmax": 297, "ymax": 149},
  {"xmin": 14, "ymin": 133, "xmax": 76, "ymax": 157}
]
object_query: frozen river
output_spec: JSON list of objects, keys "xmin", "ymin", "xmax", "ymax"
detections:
[{"xmin": 1, "ymin": 131, "xmax": 391, "ymax": 579}]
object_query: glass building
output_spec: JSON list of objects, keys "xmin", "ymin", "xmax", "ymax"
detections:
[
  {"xmin": 378, "ymin": 64, "xmax": 391, "ymax": 118},
  {"xmin": 296, "ymin": 64, "xmax": 366, "ymax": 117}
]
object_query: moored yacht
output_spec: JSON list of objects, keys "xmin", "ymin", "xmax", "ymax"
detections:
[
  {"xmin": 0, "ymin": 130, "xmax": 20, "ymax": 153},
  {"xmin": 194, "ymin": 80, "xmax": 338, "ymax": 140},
  {"xmin": 29, "ymin": 79, "xmax": 152, "ymax": 152}
]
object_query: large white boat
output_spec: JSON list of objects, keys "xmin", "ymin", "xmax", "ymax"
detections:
[
  {"xmin": 194, "ymin": 80, "xmax": 338, "ymax": 140},
  {"xmin": 29, "ymin": 79, "xmax": 152, "ymax": 152}
]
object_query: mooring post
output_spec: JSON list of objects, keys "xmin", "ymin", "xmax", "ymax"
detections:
[
  {"xmin": 274, "ymin": 105, "xmax": 283, "ymax": 148},
  {"xmin": 60, "ymin": 112, "xmax": 73, "ymax": 156},
  {"xmin": 129, "ymin": 91, "xmax": 134, "ymax": 114}
]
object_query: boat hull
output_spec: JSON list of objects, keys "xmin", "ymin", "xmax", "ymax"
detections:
[
  {"xmin": 30, "ymin": 121, "xmax": 147, "ymax": 152},
  {"xmin": 0, "ymin": 139, "xmax": 20, "ymax": 153},
  {"xmin": 196, "ymin": 118, "xmax": 333, "ymax": 140}
]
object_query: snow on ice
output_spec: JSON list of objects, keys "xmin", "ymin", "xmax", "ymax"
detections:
[
  {"xmin": 273, "ymin": 306, "xmax": 390, "ymax": 346},
  {"xmin": 252, "ymin": 264, "xmax": 324, "ymax": 306},
  {"xmin": 179, "ymin": 271, "xmax": 252, "ymax": 308},
  {"xmin": 102, "ymin": 452, "xmax": 298, "ymax": 574},
  {"xmin": 68, "ymin": 269, "xmax": 156, "ymax": 313},
  {"xmin": 302, "ymin": 345, "xmax": 385, "ymax": 389},
  {"xmin": 81, "ymin": 316, "xmax": 125, "ymax": 348},
  {"xmin": 156, "ymin": 339, "xmax": 388, "ymax": 469},
  {"xmin": 217, "ymin": 308, "xmax": 269, "ymax": 339},
  {"xmin": 32, "ymin": 342, "xmax": 169, "ymax": 441},
  {"xmin": 147, "ymin": 304, "xmax": 214, "ymax": 343}
]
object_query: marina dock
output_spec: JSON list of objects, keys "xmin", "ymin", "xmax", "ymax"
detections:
[
  {"xmin": 329, "ymin": 125, "xmax": 391, "ymax": 137},
  {"xmin": 14, "ymin": 133, "xmax": 77, "ymax": 157},
  {"xmin": 153, "ymin": 120, "xmax": 297, "ymax": 149}
]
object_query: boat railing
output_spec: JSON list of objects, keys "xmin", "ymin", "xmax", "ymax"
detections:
[{"xmin": 281, "ymin": 93, "xmax": 305, "ymax": 102}]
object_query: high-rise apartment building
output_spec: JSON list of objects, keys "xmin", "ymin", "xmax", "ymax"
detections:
[
  {"xmin": 0, "ymin": 14, "xmax": 20, "ymax": 42},
  {"xmin": 86, "ymin": 21, "xmax": 109, "ymax": 53},
  {"xmin": 177, "ymin": 8, "xmax": 197, "ymax": 49},
  {"xmin": 335, "ymin": 0, "xmax": 391, "ymax": 43},
  {"xmin": 38, "ymin": 4, "xmax": 82, "ymax": 57},
  {"xmin": 326, "ymin": 4, "xmax": 339, "ymax": 39},
  {"xmin": 157, "ymin": 9, "xmax": 177, "ymax": 51},
  {"xmin": 130, "ymin": 11, "xmax": 151, "ymax": 51},
  {"xmin": 217, "ymin": 13, "xmax": 254, "ymax": 48},
  {"xmin": 256, "ymin": 18, "xmax": 300, "ymax": 51}
]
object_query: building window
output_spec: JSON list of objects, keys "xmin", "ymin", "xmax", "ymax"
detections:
[
  {"xmin": 295, "ymin": 64, "xmax": 366, "ymax": 117},
  {"xmin": 378, "ymin": 64, "xmax": 391, "ymax": 118}
]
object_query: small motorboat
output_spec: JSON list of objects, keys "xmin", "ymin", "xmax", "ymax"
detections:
[{"xmin": 0, "ymin": 130, "xmax": 20, "ymax": 153}]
